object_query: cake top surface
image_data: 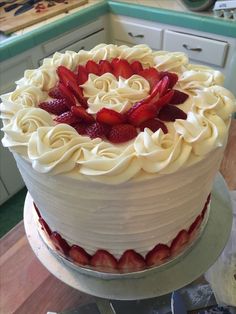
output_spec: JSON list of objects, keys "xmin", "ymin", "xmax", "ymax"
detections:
[{"xmin": 1, "ymin": 44, "xmax": 235, "ymax": 184}]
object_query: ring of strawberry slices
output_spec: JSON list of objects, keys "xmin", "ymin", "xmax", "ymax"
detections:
[
  {"xmin": 35, "ymin": 194, "xmax": 211, "ymax": 273},
  {"xmin": 38, "ymin": 58, "xmax": 189, "ymax": 143}
]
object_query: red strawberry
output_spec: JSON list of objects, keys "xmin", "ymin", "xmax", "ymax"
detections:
[
  {"xmin": 160, "ymin": 71, "xmax": 178, "ymax": 89},
  {"xmin": 39, "ymin": 217, "xmax": 52, "ymax": 237},
  {"xmin": 170, "ymin": 230, "xmax": 189, "ymax": 256},
  {"xmin": 170, "ymin": 90, "xmax": 189, "ymax": 105},
  {"xmin": 58, "ymin": 83, "xmax": 76, "ymax": 107},
  {"xmin": 74, "ymin": 122, "xmax": 90, "ymax": 135},
  {"xmin": 54, "ymin": 111, "xmax": 80, "ymax": 125},
  {"xmin": 158, "ymin": 105, "xmax": 187, "ymax": 122},
  {"xmin": 77, "ymin": 65, "xmax": 88, "ymax": 85},
  {"xmin": 146, "ymin": 244, "xmax": 170, "ymax": 267},
  {"xmin": 151, "ymin": 90, "xmax": 175, "ymax": 111},
  {"xmin": 127, "ymin": 102, "xmax": 157, "ymax": 127},
  {"xmin": 69, "ymin": 245, "xmax": 91, "ymax": 266},
  {"xmin": 118, "ymin": 250, "xmax": 146, "ymax": 272},
  {"xmin": 108, "ymin": 124, "xmax": 137, "ymax": 143},
  {"xmin": 112, "ymin": 59, "xmax": 134, "ymax": 79},
  {"xmin": 57, "ymin": 66, "xmax": 86, "ymax": 106},
  {"xmin": 139, "ymin": 119, "xmax": 168, "ymax": 134},
  {"xmin": 99, "ymin": 60, "xmax": 113, "ymax": 75},
  {"xmin": 150, "ymin": 76, "xmax": 170, "ymax": 99},
  {"xmin": 91, "ymin": 249, "xmax": 118, "ymax": 271},
  {"xmin": 48, "ymin": 85, "xmax": 64, "ymax": 99},
  {"xmin": 111, "ymin": 57, "xmax": 119, "ymax": 68},
  {"xmin": 130, "ymin": 60, "xmax": 143, "ymax": 74},
  {"xmin": 96, "ymin": 108, "xmax": 125, "ymax": 125},
  {"xmin": 33, "ymin": 202, "xmax": 41, "ymax": 218},
  {"xmin": 86, "ymin": 122, "xmax": 107, "ymax": 139},
  {"xmin": 202, "ymin": 194, "xmax": 211, "ymax": 218},
  {"xmin": 139, "ymin": 67, "xmax": 160, "ymax": 90},
  {"xmin": 50, "ymin": 231, "xmax": 70, "ymax": 256},
  {"xmin": 39, "ymin": 99, "xmax": 68, "ymax": 115},
  {"xmin": 85, "ymin": 60, "xmax": 100, "ymax": 75},
  {"xmin": 71, "ymin": 106, "xmax": 95, "ymax": 123},
  {"xmin": 188, "ymin": 215, "xmax": 203, "ymax": 239}
]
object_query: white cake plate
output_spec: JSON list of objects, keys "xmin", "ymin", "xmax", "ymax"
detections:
[{"xmin": 24, "ymin": 173, "xmax": 232, "ymax": 301}]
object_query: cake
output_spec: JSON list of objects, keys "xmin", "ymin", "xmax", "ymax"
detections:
[{"xmin": 1, "ymin": 44, "xmax": 235, "ymax": 273}]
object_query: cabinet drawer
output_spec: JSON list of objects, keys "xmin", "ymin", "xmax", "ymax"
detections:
[
  {"xmin": 59, "ymin": 30, "xmax": 106, "ymax": 53},
  {"xmin": 163, "ymin": 30, "xmax": 228, "ymax": 67},
  {"xmin": 112, "ymin": 18, "xmax": 162, "ymax": 50}
]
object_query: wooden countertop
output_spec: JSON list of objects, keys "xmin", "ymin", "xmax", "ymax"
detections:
[{"xmin": 0, "ymin": 120, "xmax": 235, "ymax": 314}]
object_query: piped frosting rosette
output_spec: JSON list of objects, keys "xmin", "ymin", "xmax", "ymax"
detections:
[{"xmin": 1, "ymin": 44, "xmax": 235, "ymax": 184}]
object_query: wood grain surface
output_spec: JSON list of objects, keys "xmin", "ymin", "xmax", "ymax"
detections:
[
  {"xmin": 0, "ymin": 120, "xmax": 235, "ymax": 314},
  {"xmin": 0, "ymin": 0, "xmax": 88, "ymax": 35}
]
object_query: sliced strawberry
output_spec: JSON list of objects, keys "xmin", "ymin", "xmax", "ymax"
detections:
[
  {"xmin": 96, "ymin": 108, "xmax": 125, "ymax": 125},
  {"xmin": 130, "ymin": 60, "xmax": 143, "ymax": 74},
  {"xmin": 39, "ymin": 99, "xmax": 68, "ymax": 115},
  {"xmin": 77, "ymin": 65, "xmax": 88, "ymax": 85},
  {"xmin": 48, "ymin": 85, "xmax": 64, "ymax": 99},
  {"xmin": 74, "ymin": 122, "xmax": 90, "ymax": 135},
  {"xmin": 85, "ymin": 60, "xmax": 100, "ymax": 75},
  {"xmin": 108, "ymin": 124, "xmax": 137, "ymax": 143},
  {"xmin": 170, "ymin": 90, "xmax": 189, "ymax": 105},
  {"xmin": 86, "ymin": 122, "xmax": 107, "ymax": 139},
  {"xmin": 99, "ymin": 60, "xmax": 113, "ymax": 75},
  {"xmin": 201, "ymin": 194, "xmax": 211, "ymax": 219},
  {"xmin": 54, "ymin": 111, "xmax": 80, "ymax": 126},
  {"xmin": 50, "ymin": 231, "xmax": 70, "ymax": 256},
  {"xmin": 146, "ymin": 244, "xmax": 170, "ymax": 267},
  {"xmin": 57, "ymin": 65, "xmax": 87, "ymax": 107},
  {"xmin": 127, "ymin": 102, "xmax": 157, "ymax": 127},
  {"xmin": 91, "ymin": 249, "xmax": 118, "ymax": 272},
  {"xmin": 188, "ymin": 215, "xmax": 203, "ymax": 240},
  {"xmin": 58, "ymin": 83, "xmax": 76, "ymax": 108},
  {"xmin": 158, "ymin": 105, "xmax": 187, "ymax": 122},
  {"xmin": 139, "ymin": 67, "xmax": 160, "ymax": 90},
  {"xmin": 112, "ymin": 59, "xmax": 134, "ymax": 79},
  {"xmin": 152, "ymin": 90, "xmax": 175, "ymax": 111},
  {"xmin": 57, "ymin": 65, "xmax": 78, "ymax": 86},
  {"xmin": 140, "ymin": 119, "xmax": 168, "ymax": 134},
  {"xmin": 39, "ymin": 217, "xmax": 52, "ymax": 237},
  {"xmin": 71, "ymin": 106, "xmax": 95, "ymax": 123},
  {"xmin": 160, "ymin": 71, "xmax": 178, "ymax": 89},
  {"xmin": 151, "ymin": 76, "xmax": 170, "ymax": 98},
  {"xmin": 69, "ymin": 245, "xmax": 91, "ymax": 266},
  {"xmin": 170, "ymin": 230, "xmax": 189, "ymax": 256},
  {"xmin": 118, "ymin": 250, "xmax": 146, "ymax": 272},
  {"xmin": 33, "ymin": 202, "xmax": 41, "ymax": 218},
  {"xmin": 111, "ymin": 57, "xmax": 119, "ymax": 68}
]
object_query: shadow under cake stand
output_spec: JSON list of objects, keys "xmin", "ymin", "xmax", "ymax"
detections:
[{"xmin": 24, "ymin": 173, "xmax": 233, "ymax": 313}]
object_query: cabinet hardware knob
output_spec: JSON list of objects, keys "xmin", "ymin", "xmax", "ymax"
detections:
[
  {"xmin": 182, "ymin": 44, "xmax": 202, "ymax": 52},
  {"xmin": 128, "ymin": 32, "xmax": 144, "ymax": 38},
  {"xmin": 79, "ymin": 46, "xmax": 85, "ymax": 50}
]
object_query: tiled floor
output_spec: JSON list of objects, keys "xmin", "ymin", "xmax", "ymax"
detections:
[{"xmin": 0, "ymin": 187, "xmax": 27, "ymax": 238}]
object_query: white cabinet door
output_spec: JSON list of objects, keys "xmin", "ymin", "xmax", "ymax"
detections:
[
  {"xmin": 110, "ymin": 15, "xmax": 163, "ymax": 50},
  {"xmin": 163, "ymin": 30, "xmax": 229, "ymax": 67}
]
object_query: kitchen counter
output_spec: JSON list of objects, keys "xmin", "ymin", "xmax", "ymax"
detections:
[
  {"xmin": 0, "ymin": 120, "xmax": 235, "ymax": 314},
  {"xmin": 0, "ymin": 0, "xmax": 235, "ymax": 62}
]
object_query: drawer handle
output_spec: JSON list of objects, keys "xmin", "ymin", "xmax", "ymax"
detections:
[
  {"xmin": 79, "ymin": 46, "xmax": 85, "ymax": 50},
  {"xmin": 182, "ymin": 44, "xmax": 202, "ymax": 52},
  {"xmin": 128, "ymin": 32, "xmax": 144, "ymax": 38}
]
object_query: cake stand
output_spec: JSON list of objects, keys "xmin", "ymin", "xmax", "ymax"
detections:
[{"xmin": 24, "ymin": 173, "xmax": 233, "ymax": 312}]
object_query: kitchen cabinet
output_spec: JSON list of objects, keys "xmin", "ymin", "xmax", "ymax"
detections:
[
  {"xmin": 111, "ymin": 15, "xmax": 163, "ymax": 50},
  {"xmin": 109, "ymin": 14, "xmax": 236, "ymax": 92},
  {"xmin": 0, "ymin": 17, "xmax": 107, "ymax": 205}
]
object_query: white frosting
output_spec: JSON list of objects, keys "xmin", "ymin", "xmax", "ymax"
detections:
[
  {"xmin": 15, "ymin": 148, "xmax": 222, "ymax": 258},
  {"xmin": 1, "ymin": 44, "xmax": 235, "ymax": 261},
  {"xmin": 82, "ymin": 73, "xmax": 150, "ymax": 113},
  {"xmin": 1, "ymin": 44, "xmax": 235, "ymax": 184}
]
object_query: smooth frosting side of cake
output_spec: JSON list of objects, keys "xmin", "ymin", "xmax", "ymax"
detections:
[
  {"xmin": 1, "ymin": 44, "xmax": 235, "ymax": 184},
  {"xmin": 14, "ymin": 146, "xmax": 222, "ymax": 258}
]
